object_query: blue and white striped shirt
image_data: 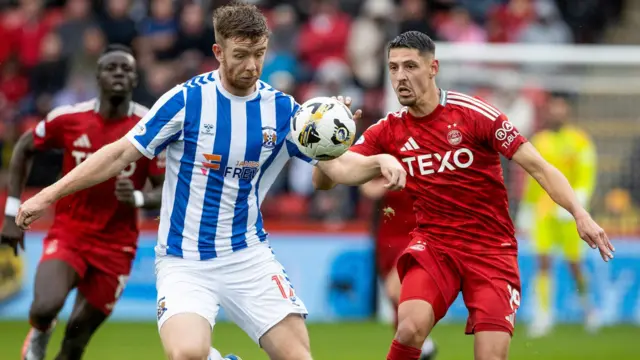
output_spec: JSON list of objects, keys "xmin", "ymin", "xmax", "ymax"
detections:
[{"xmin": 126, "ymin": 70, "xmax": 316, "ymax": 260}]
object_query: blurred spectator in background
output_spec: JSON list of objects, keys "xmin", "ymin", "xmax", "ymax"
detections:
[
  {"xmin": 28, "ymin": 32, "xmax": 68, "ymax": 102},
  {"xmin": 173, "ymin": 2, "xmax": 214, "ymax": 59},
  {"xmin": 56, "ymin": 0, "xmax": 94, "ymax": 58},
  {"xmin": 399, "ymin": 0, "xmax": 436, "ymax": 37},
  {"xmin": 348, "ymin": 0, "xmax": 396, "ymax": 89},
  {"xmin": 262, "ymin": 4, "xmax": 299, "ymax": 86},
  {"xmin": 10, "ymin": 0, "xmax": 63, "ymax": 69},
  {"xmin": 139, "ymin": 0, "xmax": 177, "ymax": 60},
  {"xmin": 437, "ymin": 6, "xmax": 487, "ymax": 43},
  {"xmin": 487, "ymin": 0, "xmax": 534, "ymax": 43},
  {"xmin": 519, "ymin": 0, "xmax": 572, "ymax": 44},
  {"xmin": 66, "ymin": 26, "xmax": 106, "ymax": 93},
  {"xmin": 298, "ymin": 0, "xmax": 351, "ymax": 75},
  {"xmin": 99, "ymin": 0, "xmax": 137, "ymax": 47}
]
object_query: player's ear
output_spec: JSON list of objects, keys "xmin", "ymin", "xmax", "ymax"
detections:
[
  {"xmin": 430, "ymin": 59, "xmax": 439, "ymax": 79},
  {"xmin": 212, "ymin": 43, "xmax": 223, "ymax": 63}
]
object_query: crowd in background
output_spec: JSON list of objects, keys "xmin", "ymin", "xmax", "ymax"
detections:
[{"xmin": 0, "ymin": 0, "xmax": 626, "ymax": 223}]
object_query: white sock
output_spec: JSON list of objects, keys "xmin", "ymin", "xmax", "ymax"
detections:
[
  {"xmin": 421, "ymin": 337, "xmax": 435, "ymax": 355},
  {"xmin": 208, "ymin": 347, "xmax": 223, "ymax": 360}
]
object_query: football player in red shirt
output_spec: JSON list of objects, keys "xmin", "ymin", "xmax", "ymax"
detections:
[
  {"xmin": 313, "ymin": 31, "xmax": 614, "ymax": 360},
  {"xmin": 1, "ymin": 45, "xmax": 164, "ymax": 360},
  {"xmin": 361, "ymin": 178, "xmax": 436, "ymax": 360}
]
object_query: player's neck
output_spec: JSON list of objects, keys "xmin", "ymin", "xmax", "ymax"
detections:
[
  {"xmin": 408, "ymin": 88, "xmax": 441, "ymax": 118},
  {"xmin": 98, "ymin": 96, "xmax": 130, "ymax": 120}
]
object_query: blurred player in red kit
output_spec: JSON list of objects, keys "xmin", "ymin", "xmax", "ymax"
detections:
[
  {"xmin": 361, "ymin": 178, "xmax": 436, "ymax": 360},
  {"xmin": 313, "ymin": 31, "xmax": 614, "ymax": 360},
  {"xmin": 0, "ymin": 45, "xmax": 165, "ymax": 360}
]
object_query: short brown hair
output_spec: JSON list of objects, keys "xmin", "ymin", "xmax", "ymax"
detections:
[{"xmin": 213, "ymin": 2, "xmax": 270, "ymax": 42}]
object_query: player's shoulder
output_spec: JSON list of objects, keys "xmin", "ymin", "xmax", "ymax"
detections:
[
  {"xmin": 257, "ymin": 79, "xmax": 295, "ymax": 103},
  {"xmin": 444, "ymin": 90, "xmax": 503, "ymax": 122},
  {"xmin": 129, "ymin": 102, "xmax": 150, "ymax": 119},
  {"xmin": 45, "ymin": 98, "xmax": 98, "ymax": 123},
  {"xmin": 181, "ymin": 70, "xmax": 216, "ymax": 90}
]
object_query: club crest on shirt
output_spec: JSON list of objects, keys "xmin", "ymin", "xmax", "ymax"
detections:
[
  {"xmin": 447, "ymin": 123, "xmax": 462, "ymax": 145},
  {"xmin": 157, "ymin": 296, "xmax": 167, "ymax": 320},
  {"xmin": 262, "ymin": 126, "xmax": 277, "ymax": 149}
]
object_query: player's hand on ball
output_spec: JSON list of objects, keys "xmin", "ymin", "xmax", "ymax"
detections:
[
  {"xmin": 333, "ymin": 95, "xmax": 362, "ymax": 121},
  {"xmin": 115, "ymin": 178, "xmax": 136, "ymax": 207},
  {"xmin": 16, "ymin": 191, "xmax": 54, "ymax": 231},
  {"xmin": 575, "ymin": 211, "xmax": 614, "ymax": 262},
  {"xmin": 1, "ymin": 216, "xmax": 25, "ymax": 256},
  {"xmin": 377, "ymin": 154, "xmax": 406, "ymax": 191}
]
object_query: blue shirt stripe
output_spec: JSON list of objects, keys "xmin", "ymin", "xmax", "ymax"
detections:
[
  {"xmin": 198, "ymin": 88, "xmax": 232, "ymax": 259},
  {"xmin": 230, "ymin": 95, "xmax": 263, "ymax": 251},
  {"xmin": 134, "ymin": 90, "xmax": 184, "ymax": 151},
  {"xmin": 166, "ymin": 86, "xmax": 202, "ymax": 257},
  {"xmin": 254, "ymin": 93, "xmax": 294, "ymax": 241}
]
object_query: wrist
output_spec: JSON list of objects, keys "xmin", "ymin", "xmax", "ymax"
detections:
[
  {"xmin": 4, "ymin": 197, "xmax": 20, "ymax": 217},
  {"xmin": 572, "ymin": 207, "xmax": 590, "ymax": 220},
  {"xmin": 133, "ymin": 190, "xmax": 145, "ymax": 208}
]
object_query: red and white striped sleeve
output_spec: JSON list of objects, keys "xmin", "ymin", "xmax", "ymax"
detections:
[{"xmin": 447, "ymin": 91, "xmax": 527, "ymax": 159}]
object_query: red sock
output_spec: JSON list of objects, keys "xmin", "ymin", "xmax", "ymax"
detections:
[{"xmin": 387, "ymin": 339, "xmax": 421, "ymax": 360}]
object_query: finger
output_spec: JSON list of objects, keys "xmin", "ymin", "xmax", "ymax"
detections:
[
  {"xmin": 344, "ymin": 96, "xmax": 352, "ymax": 107},
  {"xmin": 598, "ymin": 232, "xmax": 614, "ymax": 260},
  {"xmin": 337, "ymin": 95, "xmax": 344, "ymax": 104},
  {"xmin": 331, "ymin": 96, "xmax": 336, "ymax": 100},
  {"xmin": 398, "ymin": 169, "xmax": 407, "ymax": 189},
  {"xmin": 353, "ymin": 109, "xmax": 362, "ymax": 121},
  {"xmin": 603, "ymin": 232, "xmax": 615, "ymax": 252},
  {"xmin": 580, "ymin": 231, "xmax": 596, "ymax": 249}
]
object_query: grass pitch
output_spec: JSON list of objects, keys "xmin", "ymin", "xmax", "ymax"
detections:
[{"xmin": 0, "ymin": 320, "xmax": 638, "ymax": 359}]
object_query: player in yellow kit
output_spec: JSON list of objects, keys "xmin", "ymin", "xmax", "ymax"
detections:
[{"xmin": 517, "ymin": 94, "xmax": 599, "ymax": 337}]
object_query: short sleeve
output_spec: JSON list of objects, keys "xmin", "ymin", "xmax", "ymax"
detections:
[
  {"xmin": 349, "ymin": 118, "xmax": 388, "ymax": 156},
  {"xmin": 126, "ymin": 85, "xmax": 185, "ymax": 159},
  {"xmin": 477, "ymin": 113, "xmax": 527, "ymax": 159},
  {"xmin": 32, "ymin": 109, "xmax": 72, "ymax": 150},
  {"xmin": 147, "ymin": 149, "xmax": 167, "ymax": 177}
]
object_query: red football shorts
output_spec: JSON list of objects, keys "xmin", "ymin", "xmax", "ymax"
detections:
[
  {"xmin": 376, "ymin": 236, "xmax": 410, "ymax": 277},
  {"xmin": 397, "ymin": 238, "xmax": 521, "ymax": 336},
  {"xmin": 40, "ymin": 236, "xmax": 135, "ymax": 315}
]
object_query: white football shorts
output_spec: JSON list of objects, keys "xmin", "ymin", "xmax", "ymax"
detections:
[{"xmin": 155, "ymin": 242, "xmax": 308, "ymax": 343}]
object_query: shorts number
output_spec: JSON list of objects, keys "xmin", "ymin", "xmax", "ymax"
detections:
[
  {"xmin": 271, "ymin": 275, "xmax": 294, "ymax": 299},
  {"xmin": 507, "ymin": 284, "xmax": 521, "ymax": 311},
  {"xmin": 114, "ymin": 275, "xmax": 130, "ymax": 300}
]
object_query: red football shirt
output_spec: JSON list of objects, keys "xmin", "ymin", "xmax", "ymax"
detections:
[
  {"xmin": 32, "ymin": 99, "xmax": 165, "ymax": 251},
  {"xmin": 376, "ymin": 189, "xmax": 416, "ymax": 241},
  {"xmin": 351, "ymin": 90, "xmax": 527, "ymax": 255}
]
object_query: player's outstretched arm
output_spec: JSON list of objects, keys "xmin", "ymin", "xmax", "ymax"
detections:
[
  {"xmin": 512, "ymin": 142, "xmax": 614, "ymax": 262},
  {"xmin": 16, "ymin": 138, "xmax": 143, "ymax": 230},
  {"xmin": 1, "ymin": 131, "xmax": 37, "ymax": 254},
  {"xmin": 313, "ymin": 151, "xmax": 406, "ymax": 190}
]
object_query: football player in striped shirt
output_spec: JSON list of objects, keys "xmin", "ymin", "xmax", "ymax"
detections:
[
  {"xmin": 312, "ymin": 31, "xmax": 614, "ymax": 360},
  {"xmin": 14, "ymin": 4, "xmax": 406, "ymax": 360}
]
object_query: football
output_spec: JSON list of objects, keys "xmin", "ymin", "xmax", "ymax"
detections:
[{"xmin": 290, "ymin": 97, "xmax": 356, "ymax": 160}]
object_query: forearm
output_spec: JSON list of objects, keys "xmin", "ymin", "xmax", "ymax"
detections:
[
  {"xmin": 312, "ymin": 167, "xmax": 336, "ymax": 190},
  {"xmin": 7, "ymin": 133, "xmax": 36, "ymax": 199},
  {"xmin": 45, "ymin": 138, "xmax": 139, "ymax": 201},
  {"xmin": 316, "ymin": 152, "xmax": 382, "ymax": 187},
  {"xmin": 530, "ymin": 163, "xmax": 586, "ymax": 217}
]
